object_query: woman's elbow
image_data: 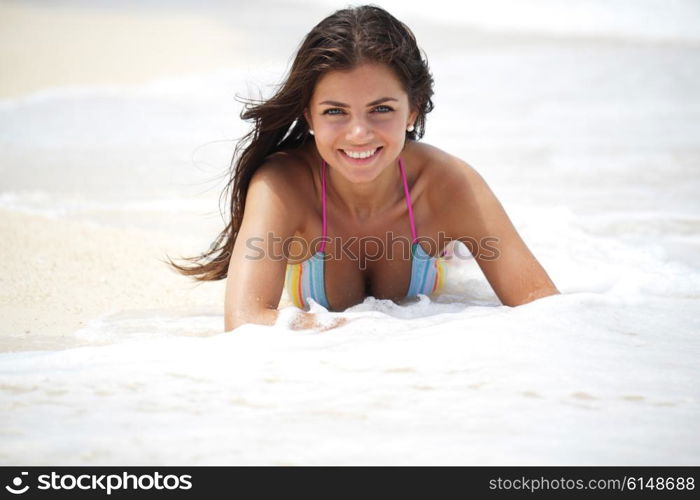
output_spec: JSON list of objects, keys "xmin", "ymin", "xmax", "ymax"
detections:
[
  {"xmin": 529, "ymin": 285, "xmax": 560, "ymax": 302},
  {"xmin": 224, "ymin": 307, "xmax": 279, "ymax": 332},
  {"xmin": 224, "ymin": 315, "xmax": 240, "ymax": 332},
  {"xmin": 509, "ymin": 284, "xmax": 560, "ymax": 307}
]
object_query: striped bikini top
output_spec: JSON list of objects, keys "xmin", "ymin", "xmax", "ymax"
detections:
[{"xmin": 284, "ymin": 157, "xmax": 446, "ymax": 310}]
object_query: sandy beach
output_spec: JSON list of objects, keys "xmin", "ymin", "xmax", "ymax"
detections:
[
  {"xmin": 0, "ymin": 1, "xmax": 233, "ymax": 348},
  {"xmin": 0, "ymin": 208, "xmax": 224, "ymax": 350},
  {"xmin": 0, "ymin": 2, "xmax": 242, "ymax": 98}
]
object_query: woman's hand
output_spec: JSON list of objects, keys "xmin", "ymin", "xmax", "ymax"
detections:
[
  {"xmin": 277, "ymin": 308, "xmax": 350, "ymax": 332},
  {"xmin": 316, "ymin": 316, "xmax": 350, "ymax": 332}
]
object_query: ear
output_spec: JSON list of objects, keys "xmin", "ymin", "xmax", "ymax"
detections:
[
  {"xmin": 304, "ymin": 108, "xmax": 313, "ymax": 130},
  {"xmin": 408, "ymin": 109, "xmax": 418, "ymax": 128}
]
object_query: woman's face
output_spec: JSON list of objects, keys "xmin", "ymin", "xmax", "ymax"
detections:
[{"xmin": 305, "ymin": 62, "xmax": 417, "ymax": 184}]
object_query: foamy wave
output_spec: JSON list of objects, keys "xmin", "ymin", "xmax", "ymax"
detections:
[
  {"xmin": 0, "ymin": 191, "xmax": 214, "ymax": 219},
  {"xmin": 0, "ymin": 68, "xmax": 250, "ymax": 110},
  {"xmin": 2, "ymin": 290, "xmax": 699, "ymax": 465}
]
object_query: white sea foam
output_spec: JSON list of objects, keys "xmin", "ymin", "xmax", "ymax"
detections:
[
  {"xmin": 1, "ymin": 291, "xmax": 698, "ymax": 465},
  {"xmin": 0, "ymin": 191, "xmax": 213, "ymax": 218}
]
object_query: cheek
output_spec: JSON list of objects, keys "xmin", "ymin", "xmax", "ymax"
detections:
[
  {"xmin": 314, "ymin": 123, "xmax": 345, "ymax": 144},
  {"xmin": 316, "ymin": 119, "xmax": 345, "ymax": 132},
  {"xmin": 373, "ymin": 117, "xmax": 408, "ymax": 137},
  {"xmin": 374, "ymin": 110, "xmax": 409, "ymax": 128}
]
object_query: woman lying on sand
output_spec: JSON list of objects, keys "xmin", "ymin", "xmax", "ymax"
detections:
[{"xmin": 173, "ymin": 5, "xmax": 559, "ymax": 331}]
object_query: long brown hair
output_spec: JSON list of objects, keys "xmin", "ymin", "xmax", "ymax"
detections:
[{"xmin": 171, "ymin": 5, "xmax": 434, "ymax": 281}]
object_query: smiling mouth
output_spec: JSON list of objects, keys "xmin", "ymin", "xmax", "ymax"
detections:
[{"xmin": 341, "ymin": 147, "xmax": 382, "ymax": 160}]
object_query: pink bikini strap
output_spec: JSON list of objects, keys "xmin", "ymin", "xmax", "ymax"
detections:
[
  {"xmin": 321, "ymin": 158, "xmax": 417, "ymax": 249},
  {"xmin": 398, "ymin": 157, "xmax": 418, "ymax": 243},
  {"xmin": 320, "ymin": 159, "xmax": 328, "ymax": 253}
]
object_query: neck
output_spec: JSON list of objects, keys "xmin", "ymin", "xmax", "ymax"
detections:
[{"xmin": 324, "ymin": 155, "xmax": 404, "ymax": 223}]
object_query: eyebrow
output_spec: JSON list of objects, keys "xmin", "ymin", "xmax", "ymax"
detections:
[{"xmin": 318, "ymin": 97, "xmax": 399, "ymax": 107}]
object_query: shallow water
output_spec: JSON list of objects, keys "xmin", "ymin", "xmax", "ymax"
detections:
[
  {"xmin": 1, "ymin": 292, "xmax": 698, "ymax": 465},
  {"xmin": 1, "ymin": 0, "xmax": 699, "ymax": 464}
]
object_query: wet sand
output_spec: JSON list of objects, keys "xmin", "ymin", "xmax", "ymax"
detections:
[{"xmin": 0, "ymin": 209, "xmax": 225, "ymax": 351}]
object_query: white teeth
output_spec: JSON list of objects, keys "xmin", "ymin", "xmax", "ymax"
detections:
[{"xmin": 344, "ymin": 148, "xmax": 378, "ymax": 159}]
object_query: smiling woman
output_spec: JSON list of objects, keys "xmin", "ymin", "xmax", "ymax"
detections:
[
  {"xmin": 169, "ymin": 5, "xmax": 559, "ymax": 331},
  {"xmin": 305, "ymin": 63, "xmax": 416, "ymax": 185}
]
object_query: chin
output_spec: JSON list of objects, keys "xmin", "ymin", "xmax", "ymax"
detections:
[{"xmin": 340, "ymin": 161, "xmax": 388, "ymax": 184}]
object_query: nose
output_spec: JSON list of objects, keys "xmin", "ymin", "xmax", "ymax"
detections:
[{"xmin": 345, "ymin": 115, "xmax": 374, "ymax": 143}]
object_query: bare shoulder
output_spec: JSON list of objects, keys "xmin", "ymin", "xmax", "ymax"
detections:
[
  {"xmin": 244, "ymin": 148, "xmax": 318, "ymax": 231},
  {"xmin": 249, "ymin": 150, "xmax": 314, "ymax": 199},
  {"xmin": 406, "ymin": 141, "xmax": 485, "ymax": 205},
  {"xmin": 237, "ymin": 148, "xmax": 317, "ymax": 246}
]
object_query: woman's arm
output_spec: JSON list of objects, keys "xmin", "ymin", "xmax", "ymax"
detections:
[
  {"xmin": 444, "ymin": 159, "xmax": 560, "ymax": 306},
  {"xmin": 223, "ymin": 160, "xmax": 341, "ymax": 331}
]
